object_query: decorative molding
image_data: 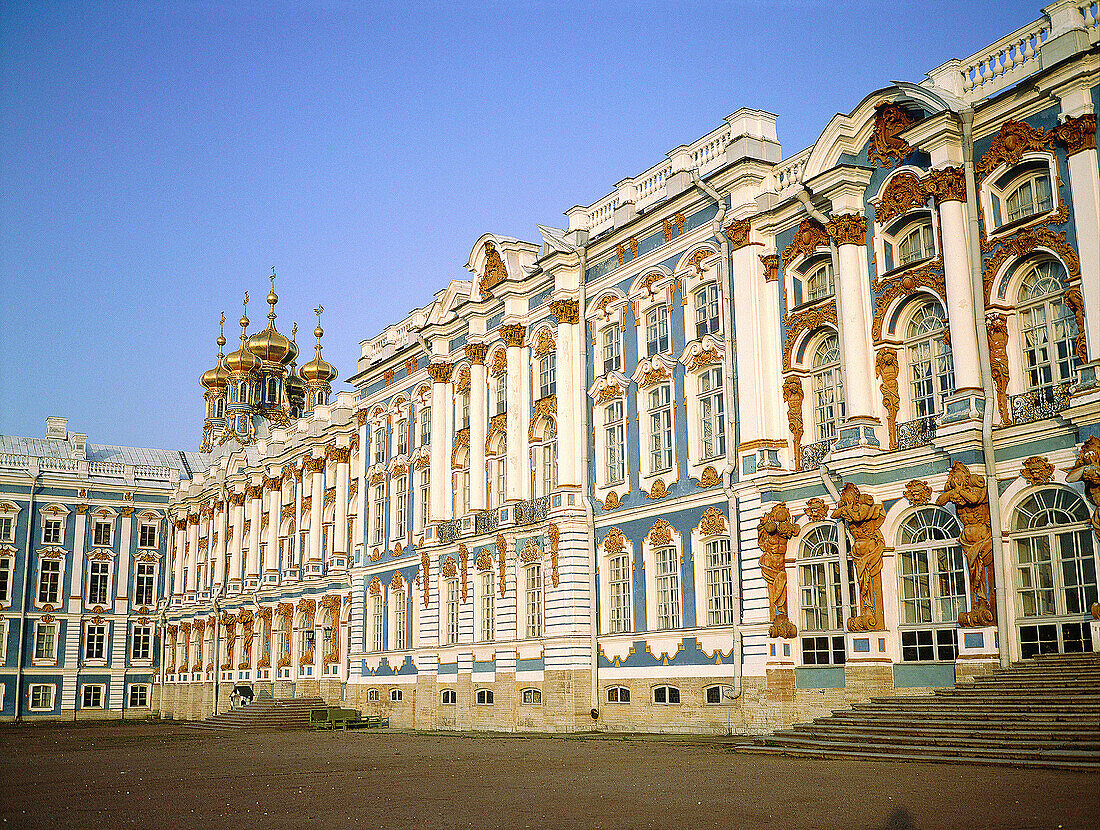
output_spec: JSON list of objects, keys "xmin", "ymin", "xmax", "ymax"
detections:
[
  {"xmin": 304, "ymin": 455, "xmax": 325, "ymax": 474},
  {"xmin": 369, "ymin": 576, "xmax": 382, "ymax": 595},
  {"xmin": 548, "ymin": 523, "xmax": 560, "ymax": 588},
  {"xmin": 594, "ymin": 383, "xmax": 624, "ymax": 405},
  {"xmin": 925, "ymin": 166, "xmax": 966, "ymax": 202},
  {"xmin": 476, "ymin": 549, "xmax": 493, "ymax": 571},
  {"xmin": 1053, "ymin": 114, "xmax": 1096, "ymax": 156},
  {"xmin": 646, "ymin": 479, "xmax": 668, "ymax": 499},
  {"xmin": 781, "ymin": 300, "xmax": 836, "ymax": 371},
  {"xmin": 684, "ymin": 346, "xmax": 721, "ymax": 373},
  {"xmin": 490, "ymin": 349, "xmax": 508, "ymax": 376},
  {"xmin": 441, "ymin": 556, "xmax": 457, "ymax": 578},
  {"xmin": 981, "ymin": 227, "xmax": 1080, "ymax": 301},
  {"xmin": 75, "ymin": 504, "xmax": 89, "ymax": 515},
  {"xmin": 782, "ymin": 218, "xmax": 828, "ymax": 263},
  {"xmin": 427, "ymin": 362, "xmax": 454, "ymax": 384},
  {"xmin": 328, "ymin": 446, "xmax": 351, "ymax": 464},
  {"xmin": 876, "ymin": 171, "xmax": 927, "ymax": 224},
  {"xmin": 455, "ymin": 366, "xmax": 471, "ymax": 393},
  {"xmin": 496, "ymin": 534, "xmax": 507, "ymax": 598},
  {"xmin": 1020, "ymin": 456, "xmax": 1054, "ymax": 486},
  {"xmin": 977, "ymin": 119, "xmax": 1054, "ymax": 180},
  {"xmin": 758, "ymin": 503, "xmax": 799, "ymax": 639},
  {"xmin": 602, "ymin": 490, "xmax": 621, "ymax": 510},
  {"xmin": 803, "ymin": 498, "xmax": 827, "ymax": 522},
  {"xmin": 759, "ymin": 254, "xmax": 779, "ymax": 283},
  {"xmin": 696, "ymin": 466, "xmax": 720, "ymax": 488},
  {"xmin": 826, "ymin": 213, "xmax": 865, "ymax": 246},
  {"xmin": 464, "ymin": 342, "xmax": 489, "ymax": 365},
  {"xmin": 369, "ymin": 547, "xmax": 382, "ymax": 562},
  {"xmin": 519, "ymin": 540, "xmax": 541, "ymax": 563},
  {"xmin": 648, "ymin": 518, "xmax": 672, "ymax": 547},
  {"xmin": 390, "ymin": 571, "xmax": 405, "ymax": 592},
  {"xmin": 421, "ymin": 549, "xmax": 430, "ymax": 608},
  {"xmin": 639, "ymin": 365, "xmax": 671, "ymax": 389},
  {"xmin": 549, "ymin": 299, "xmax": 580, "ymax": 325},
  {"xmin": 867, "ymin": 101, "xmax": 917, "ymax": 166},
  {"xmin": 782, "ymin": 375, "xmax": 805, "ymax": 470},
  {"xmin": 280, "ymin": 504, "xmax": 295, "ymax": 521},
  {"xmin": 1063, "ymin": 285, "xmax": 1089, "ymax": 364},
  {"xmin": 532, "ymin": 329, "xmax": 556, "ymax": 357},
  {"xmin": 459, "ymin": 544, "xmax": 469, "ymax": 601},
  {"xmin": 603, "ymin": 527, "xmax": 624, "ymax": 553},
  {"xmin": 986, "ymin": 313, "xmax": 1012, "ymax": 426},
  {"xmin": 356, "ymin": 408, "xmax": 370, "ymax": 426},
  {"xmin": 875, "ymin": 348, "xmax": 901, "ymax": 449},
  {"xmin": 479, "ymin": 240, "xmax": 509, "ymax": 295},
  {"xmin": 903, "ymin": 480, "xmax": 932, "ymax": 505},
  {"xmin": 936, "ymin": 462, "xmax": 996, "ymax": 627},
  {"xmin": 699, "ymin": 507, "xmax": 727, "ymax": 536},
  {"xmin": 687, "ymin": 248, "xmax": 713, "ymax": 276},
  {"xmin": 832, "ymin": 484, "xmax": 886, "ymax": 632},
  {"xmin": 528, "ymin": 394, "xmax": 557, "ymax": 440},
  {"xmin": 724, "ymin": 218, "xmax": 752, "ymax": 250},
  {"xmin": 871, "ymin": 258, "xmax": 945, "ymax": 343}
]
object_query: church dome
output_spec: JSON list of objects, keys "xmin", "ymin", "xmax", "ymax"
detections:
[
  {"xmin": 200, "ymin": 318, "xmax": 230, "ymax": 391},
  {"xmin": 246, "ymin": 270, "xmax": 295, "ymax": 365}
]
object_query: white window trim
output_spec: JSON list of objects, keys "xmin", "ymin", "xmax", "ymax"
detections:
[
  {"xmin": 588, "ymin": 373, "xmax": 631, "ymax": 505},
  {"xmin": 597, "ymin": 532, "xmax": 636, "ymax": 636},
  {"xmin": 981, "ymin": 152, "xmax": 1060, "ymax": 237},
  {"xmin": 28, "ymin": 683, "xmax": 56, "ymax": 711},
  {"xmin": 39, "ymin": 504, "xmax": 69, "ymax": 546},
  {"xmin": 83, "ymin": 620, "xmax": 109, "ymax": 666},
  {"xmin": 690, "ymin": 520, "xmax": 734, "ymax": 629},
  {"xmin": 630, "ymin": 275, "xmax": 675, "ymax": 360},
  {"xmin": 680, "ymin": 351, "xmax": 726, "ymax": 479},
  {"xmin": 632, "ymin": 358, "xmax": 679, "ymax": 495},
  {"xmin": 0, "ymin": 501, "xmax": 21, "ymax": 544},
  {"xmin": 0, "ymin": 549, "xmax": 15, "ymax": 608},
  {"xmin": 873, "ymin": 209, "xmax": 939, "ymax": 278},
  {"xmin": 128, "ymin": 683, "xmax": 150, "ymax": 708},
  {"xmin": 474, "ymin": 566, "xmax": 496, "ymax": 643},
  {"xmin": 81, "ymin": 683, "xmax": 106, "ymax": 708},
  {"xmin": 35, "ymin": 554, "xmax": 65, "ymax": 608},
  {"xmin": 85, "ymin": 558, "xmax": 114, "ymax": 608},
  {"xmin": 641, "ymin": 524, "xmax": 684, "ymax": 632}
]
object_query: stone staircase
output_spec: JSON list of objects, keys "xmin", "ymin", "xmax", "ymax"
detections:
[
  {"xmin": 739, "ymin": 653, "xmax": 1100, "ymax": 770},
  {"xmin": 182, "ymin": 696, "xmax": 328, "ymax": 732}
]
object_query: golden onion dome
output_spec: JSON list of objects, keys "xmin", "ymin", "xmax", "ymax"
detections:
[
  {"xmin": 200, "ymin": 314, "xmax": 230, "ymax": 391},
  {"xmin": 300, "ymin": 307, "xmax": 338, "ymax": 383},
  {"xmin": 286, "ymin": 363, "xmax": 306, "ymax": 398},
  {"xmin": 246, "ymin": 269, "xmax": 296, "ymax": 365},
  {"xmin": 223, "ymin": 295, "xmax": 262, "ymax": 375}
]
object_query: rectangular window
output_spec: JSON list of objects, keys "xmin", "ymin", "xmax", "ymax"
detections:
[
  {"xmin": 138, "ymin": 522, "xmax": 158, "ymax": 549},
  {"xmin": 30, "ymin": 684, "xmax": 54, "ymax": 710},
  {"xmin": 604, "ymin": 401, "xmax": 625, "ymax": 485},
  {"xmin": 38, "ymin": 559, "xmax": 61, "ymax": 605},
  {"xmin": 608, "ymin": 552, "xmax": 632, "ymax": 634},
  {"xmin": 539, "ymin": 353, "xmax": 556, "ymax": 400},
  {"xmin": 649, "ymin": 385, "xmax": 673, "ymax": 473},
  {"xmin": 481, "ymin": 572, "xmax": 495, "ymax": 642},
  {"xmin": 374, "ymin": 427, "xmax": 386, "ymax": 464},
  {"xmin": 699, "ymin": 367, "xmax": 725, "ymax": 460},
  {"xmin": 372, "ymin": 484, "xmax": 386, "ymax": 546},
  {"xmin": 645, "ymin": 305, "xmax": 669, "ymax": 356},
  {"xmin": 299, "ymin": 628, "xmax": 315, "ymax": 660},
  {"xmin": 42, "ymin": 518, "xmax": 62, "ymax": 545},
  {"xmin": 0, "ymin": 555, "xmax": 11, "ymax": 604},
  {"xmin": 602, "ymin": 326, "xmax": 621, "ymax": 374},
  {"xmin": 419, "ymin": 406, "xmax": 431, "ymax": 446},
  {"xmin": 655, "ymin": 547, "xmax": 681, "ymax": 630},
  {"xmin": 87, "ymin": 561, "xmax": 110, "ymax": 606},
  {"xmin": 131, "ymin": 625, "xmax": 152, "ymax": 661},
  {"xmin": 395, "ymin": 476, "xmax": 408, "ymax": 539},
  {"xmin": 525, "ymin": 565, "xmax": 543, "ymax": 639},
  {"xmin": 418, "ymin": 469, "xmax": 430, "ymax": 530},
  {"xmin": 372, "ymin": 594, "xmax": 384, "ymax": 652},
  {"xmin": 84, "ymin": 623, "xmax": 107, "ymax": 662},
  {"xmin": 695, "ymin": 283, "xmax": 720, "ymax": 338},
  {"xmin": 705, "ymin": 538, "xmax": 734, "ymax": 626},
  {"xmin": 34, "ymin": 622, "xmax": 57, "ymax": 662},
  {"xmin": 82, "ymin": 684, "xmax": 104, "ymax": 708},
  {"xmin": 92, "ymin": 520, "xmax": 112, "ymax": 547},
  {"xmin": 396, "ymin": 419, "xmax": 408, "ymax": 456},
  {"xmin": 129, "ymin": 684, "xmax": 149, "ymax": 707},
  {"xmin": 393, "ymin": 590, "xmax": 407, "ymax": 651},
  {"xmin": 460, "ymin": 394, "xmax": 470, "ymax": 430},
  {"xmin": 446, "ymin": 579, "xmax": 460, "ymax": 645},
  {"xmin": 0, "ymin": 516, "xmax": 14, "ymax": 543}
]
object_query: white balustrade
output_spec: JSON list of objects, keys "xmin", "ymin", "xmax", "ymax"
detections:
[{"xmin": 959, "ymin": 18, "xmax": 1048, "ymax": 99}]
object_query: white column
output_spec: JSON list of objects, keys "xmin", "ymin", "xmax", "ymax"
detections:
[
  {"xmin": 116, "ymin": 508, "xmax": 133, "ymax": 613},
  {"xmin": 228, "ymin": 493, "xmax": 244, "ymax": 589},
  {"xmin": 731, "ymin": 241, "xmax": 764, "ymax": 445},
  {"xmin": 307, "ymin": 457, "xmax": 325, "ymax": 563},
  {"xmin": 333, "ymin": 448, "xmax": 350, "ymax": 555},
  {"xmin": 828, "ymin": 213, "xmax": 878, "ymax": 422},
  {"xmin": 503, "ymin": 325, "xmax": 530, "ymax": 501},
  {"xmin": 356, "ymin": 419, "xmax": 367, "ymax": 559},
  {"xmin": 551, "ymin": 299, "xmax": 581, "ymax": 488},
  {"xmin": 264, "ymin": 479, "xmax": 280, "ymax": 577},
  {"xmin": 428, "ymin": 362, "xmax": 453, "ymax": 522},
  {"xmin": 466, "ymin": 345, "xmax": 488, "ymax": 511},
  {"xmin": 172, "ymin": 517, "xmax": 186, "ymax": 596},
  {"xmin": 185, "ymin": 514, "xmax": 199, "ymax": 594},
  {"xmin": 245, "ymin": 485, "xmax": 263, "ymax": 583},
  {"xmin": 212, "ymin": 499, "xmax": 227, "ymax": 589},
  {"xmin": 1058, "ymin": 116, "xmax": 1100, "ymax": 358},
  {"xmin": 932, "ymin": 172, "xmax": 983, "ymax": 393},
  {"xmin": 68, "ymin": 509, "xmax": 88, "ymax": 613}
]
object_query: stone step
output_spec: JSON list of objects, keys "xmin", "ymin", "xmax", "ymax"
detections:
[
  {"xmin": 824, "ymin": 711, "xmax": 1100, "ymax": 730},
  {"xmin": 803, "ymin": 719, "xmax": 1100, "ymax": 740},
  {"xmin": 938, "ymin": 685, "xmax": 1100, "ymax": 697},
  {"xmin": 859, "ymin": 696, "xmax": 1100, "ymax": 710},
  {"xmin": 738, "ymin": 744, "xmax": 1100, "ymax": 771},
  {"xmin": 780, "ymin": 726, "xmax": 1100, "ymax": 751},
  {"xmin": 746, "ymin": 735, "xmax": 1100, "ymax": 764}
]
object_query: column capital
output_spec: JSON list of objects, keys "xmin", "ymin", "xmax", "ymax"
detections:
[
  {"xmin": 926, "ymin": 166, "xmax": 967, "ymax": 203},
  {"xmin": 464, "ymin": 342, "xmax": 489, "ymax": 365},
  {"xmin": 427, "ymin": 361, "xmax": 454, "ymax": 383},
  {"xmin": 724, "ymin": 218, "xmax": 753, "ymax": 250},
  {"xmin": 548, "ymin": 299, "xmax": 579, "ymax": 325},
  {"xmin": 826, "ymin": 213, "xmax": 866, "ymax": 246},
  {"xmin": 1054, "ymin": 114, "xmax": 1096, "ymax": 156},
  {"xmin": 759, "ymin": 254, "xmax": 780, "ymax": 282},
  {"xmin": 500, "ymin": 324, "xmax": 526, "ymax": 348},
  {"xmin": 245, "ymin": 484, "xmax": 264, "ymax": 501}
]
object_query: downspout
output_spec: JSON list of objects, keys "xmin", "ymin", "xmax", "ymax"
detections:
[
  {"xmin": 959, "ymin": 107, "xmax": 1010, "ymax": 668},
  {"xmin": 690, "ymin": 169, "xmax": 743, "ymax": 700},
  {"xmin": 14, "ymin": 462, "xmax": 39, "ymax": 722},
  {"xmin": 818, "ymin": 463, "xmax": 853, "ymax": 618}
]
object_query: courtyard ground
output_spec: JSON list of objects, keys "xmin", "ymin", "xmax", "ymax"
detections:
[{"xmin": 0, "ymin": 721, "xmax": 1097, "ymax": 829}]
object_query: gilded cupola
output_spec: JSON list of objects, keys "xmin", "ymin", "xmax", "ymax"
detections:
[
  {"xmin": 247, "ymin": 268, "xmax": 296, "ymax": 365},
  {"xmin": 299, "ymin": 305, "xmax": 338, "ymax": 384},
  {"xmin": 200, "ymin": 313, "xmax": 230, "ymax": 391},
  {"xmin": 223, "ymin": 294, "xmax": 262, "ymax": 376}
]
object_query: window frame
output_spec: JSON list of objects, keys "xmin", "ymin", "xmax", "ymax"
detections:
[
  {"xmin": 29, "ymin": 683, "xmax": 55, "ymax": 711},
  {"xmin": 606, "ymin": 685, "xmax": 630, "ymax": 704},
  {"xmin": 652, "ymin": 685, "xmax": 681, "ymax": 705},
  {"xmin": 81, "ymin": 683, "xmax": 105, "ymax": 709}
]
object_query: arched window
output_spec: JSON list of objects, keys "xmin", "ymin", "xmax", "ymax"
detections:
[
  {"xmin": 811, "ymin": 333, "xmax": 844, "ymax": 442},
  {"xmin": 215, "ymin": 397, "xmax": 225, "ymax": 418},
  {"xmin": 488, "ymin": 435, "xmax": 506, "ymax": 509},
  {"xmin": 266, "ymin": 377, "xmax": 279, "ymax": 405},
  {"xmin": 493, "ymin": 369, "xmax": 506, "ymax": 416},
  {"xmin": 797, "ymin": 524, "xmax": 854, "ymax": 665},
  {"xmin": 1011, "ymin": 488, "xmax": 1097, "ymax": 656},
  {"xmin": 694, "ymin": 283, "xmax": 720, "ymax": 338},
  {"xmin": 905, "ymin": 300, "xmax": 954, "ymax": 420},
  {"xmin": 532, "ymin": 418, "xmax": 557, "ymax": 497},
  {"xmin": 459, "ymin": 388, "xmax": 470, "ymax": 430},
  {"xmin": 883, "ymin": 213, "xmax": 935, "ymax": 270},
  {"xmin": 992, "ymin": 160, "xmax": 1053, "ymax": 227},
  {"xmin": 1017, "ymin": 259, "xmax": 1079, "ymax": 392},
  {"xmin": 804, "ymin": 259, "xmax": 834, "ymax": 302},
  {"xmin": 897, "ymin": 507, "xmax": 966, "ymax": 662}
]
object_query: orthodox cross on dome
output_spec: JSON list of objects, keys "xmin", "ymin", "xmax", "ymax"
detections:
[
  {"xmin": 268, "ymin": 267, "xmax": 279, "ymax": 324},
  {"xmin": 313, "ymin": 305, "xmax": 325, "ymax": 352},
  {"xmin": 217, "ymin": 312, "xmax": 226, "ymax": 356},
  {"xmin": 240, "ymin": 292, "xmax": 250, "ymax": 338}
]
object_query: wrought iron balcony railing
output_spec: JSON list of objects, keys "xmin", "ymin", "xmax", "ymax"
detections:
[
  {"xmin": 800, "ymin": 439, "xmax": 834, "ymax": 472},
  {"xmin": 1010, "ymin": 381, "xmax": 1075, "ymax": 425},
  {"xmin": 474, "ymin": 509, "xmax": 498, "ymax": 536},
  {"xmin": 515, "ymin": 495, "xmax": 550, "ymax": 526},
  {"xmin": 897, "ymin": 416, "xmax": 937, "ymax": 450}
]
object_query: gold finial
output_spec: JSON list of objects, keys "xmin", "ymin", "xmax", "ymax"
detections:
[
  {"xmin": 267, "ymin": 267, "xmax": 278, "ymax": 323},
  {"xmin": 216, "ymin": 312, "xmax": 226, "ymax": 355},
  {"xmin": 292, "ymin": 322, "xmax": 298, "ymax": 343},
  {"xmin": 240, "ymin": 292, "xmax": 250, "ymax": 338},
  {"xmin": 313, "ymin": 306, "xmax": 324, "ymax": 345}
]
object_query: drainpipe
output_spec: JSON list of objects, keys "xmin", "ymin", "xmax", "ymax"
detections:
[
  {"xmin": 156, "ymin": 599, "xmax": 167, "ymax": 718},
  {"xmin": 690, "ymin": 169, "xmax": 743, "ymax": 700},
  {"xmin": 14, "ymin": 462, "xmax": 39, "ymax": 722},
  {"xmin": 959, "ymin": 107, "xmax": 1010, "ymax": 668},
  {"xmin": 212, "ymin": 589, "xmax": 222, "ymax": 716},
  {"xmin": 818, "ymin": 463, "xmax": 853, "ymax": 619}
]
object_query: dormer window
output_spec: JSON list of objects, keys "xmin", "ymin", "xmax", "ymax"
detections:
[{"xmin": 990, "ymin": 160, "xmax": 1054, "ymax": 229}]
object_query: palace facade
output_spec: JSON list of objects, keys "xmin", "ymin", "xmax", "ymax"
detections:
[{"xmin": 159, "ymin": 2, "xmax": 1100, "ymax": 733}]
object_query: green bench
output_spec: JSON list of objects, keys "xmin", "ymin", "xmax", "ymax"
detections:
[{"xmin": 310, "ymin": 707, "xmax": 361, "ymax": 730}]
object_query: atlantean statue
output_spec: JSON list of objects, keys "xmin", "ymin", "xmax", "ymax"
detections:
[
  {"xmin": 937, "ymin": 462, "xmax": 996, "ymax": 627},
  {"xmin": 832, "ymin": 484, "xmax": 885, "ymax": 632},
  {"xmin": 757, "ymin": 503, "xmax": 800, "ymax": 639},
  {"xmin": 1066, "ymin": 437, "xmax": 1100, "ymax": 620}
]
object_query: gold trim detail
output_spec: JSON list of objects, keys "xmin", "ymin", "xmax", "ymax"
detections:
[{"xmin": 867, "ymin": 102, "xmax": 916, "ymax": 167}]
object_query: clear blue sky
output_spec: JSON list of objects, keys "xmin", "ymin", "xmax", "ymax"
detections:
[{"xmin": 1, "ymin": 0, "xmax": 1042, "ymax": 451}]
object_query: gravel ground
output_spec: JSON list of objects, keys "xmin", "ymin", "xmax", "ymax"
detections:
[{"xmin": 1, "ymin": 721, "xmax": 1097, "ymax": 829}]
